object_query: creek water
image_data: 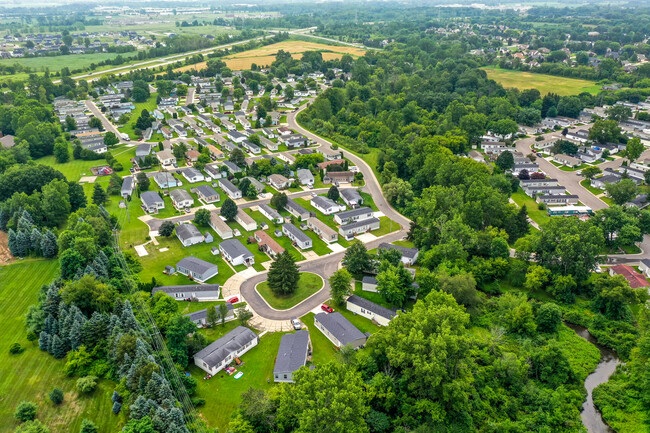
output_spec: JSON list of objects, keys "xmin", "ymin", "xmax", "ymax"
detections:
[{"xmin": 565, "ymin": 323, "xmax": 620, "ymax": 433}]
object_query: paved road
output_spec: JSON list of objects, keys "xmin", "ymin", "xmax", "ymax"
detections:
[
  {"xmin": 515, "ymin": 128, "xmax": 609, "ymax": 211},
  {"xmin": 85, "ymin": 100, "xmax": 125, "ymax": 140},
  {"xmin": 186, "ymin": 87, "xmax": 195, "ymax": 105}
]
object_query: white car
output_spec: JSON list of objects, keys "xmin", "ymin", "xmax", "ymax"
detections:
[{"xmin": 291, "ymin": 319, "xmax": 301, "ymax": 330}]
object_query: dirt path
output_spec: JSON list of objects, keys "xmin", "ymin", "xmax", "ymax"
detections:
[{"xmin": 0, "ymin": 231, "xmax": 14, "ymax": 265}]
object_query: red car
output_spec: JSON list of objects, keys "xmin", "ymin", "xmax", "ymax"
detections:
[
  {"xmin": 321, "ymin": 304, "xmax": 334, "ymax": 313},
  {"xmin": 227, "ymin": 296, "xmax": 239, "ymax": 304}
]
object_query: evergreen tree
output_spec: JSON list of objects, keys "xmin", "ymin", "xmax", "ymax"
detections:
[
  {"xmin": 220, "ymin": 198, "xmax": 238, "ymax": 221},
  {"xmin": 137, "ymin": 172, "xmax": 150, "ymax": 191},
  {"xmin": 38, "ymin": 332, "xmax": 50, "ymax": 351},
  {"xmin": 69, "ymin": 320, "xmax": 83, "ymax": 351},
  {"xmin": 51, "ymin": 334, "xmax": 66, "ymax": 359},
  {"xmin": 18, "ymin": 210, "xmax": 34, "ymax": 231},
  {"xmin": 30, "ymin": 228, "xmax": 42, "ymax": 255},
  {"xmin": 113, "ymin": 401, "xmax": 122, "ymax": 414},
  {"xmin": 79, "ymin": 419, "xmax": 98, "ymax": 433},
  {"xmin": 327, "ymin": 186, "xmax": 340, "ymax": 201},
  {"xmin": 15, "ymin": 230, "xmax": 29, "ymax": 257},
  {"xmin": 41, "ymin": 230, "xmax": 59, "ymax": 258},
  {"xmin": 8, "ymin": 228, "xmax": 18, "ymax": 256},
  {"xmin": 92, "ymin": 183, "xmax": 107, "ymax": 206},
  {"xmin": 267, "ymin": 251, "xmax": 300, "ymax": 296}
]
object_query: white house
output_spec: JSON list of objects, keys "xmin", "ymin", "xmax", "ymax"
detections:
[
  {"xmin": 311, "ymin": 196, "xmax": 342, "ymax": 215},
  {"xmin": 259, "ymin": 204, "xmax": 283, "ymax": 224},
  {"xmin": 194, "ymin": 326, "xmax": 259, "ymax": 375},
  {"xmin": 219, "ymin": 239, "xmax": 255, "ymax": 266},
  {"xmin": 219, "ymin": 179, "xmax": 242, "ymax": 199},
  {"xmin": 346, "ymin": 295, "xmax": 397, "ymax": 326},
  {"xmin": 181, "ymin": 167, "xmax": 205, "ymax": 183},
  {"xmin": 235, "ymin": 209, "xmax": 257, "ymax": 232},
  {"xmin": 269, "ymin": 174, "xmax": 291, "ymax": 190},
  {"xmin": 175, "ymin": 223, "xmax": 204, "ymax": 247},
  {"xmin": 170, "ymin": 189, "xmax": 194, "ymax": 210},
  {"xmin": 282, "ymin": 223, "xmax": 312, "ymax": 250}
]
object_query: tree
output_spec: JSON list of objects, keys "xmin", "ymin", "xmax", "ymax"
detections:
[
  {"xmin": 159, "ymin": 221, "xmax": 175, "ymax": 237},
  {"xmin": 219, "ymin": 303, "xmax": 228, "ymax": 326},
  {"xmin": 14, "ymin": 401, "xmax": 37, "ymax": 422},
  {"xmin": 589, "ymin": 119, "xmax": 623, "ymax": 144},
  {"xmin": 79, "ymin": 419, "xmax": 98, "ymax": 433},
  {"xmin": 536, "ymin": 303, "xmax": 562, "ymax": 333},
  {"xmin": 92, "ymin": 183, "xmax": 106, "ymax": 205},
  {"xmin": 68, "ymin": 182, "xmax": 87, "ymax": 211},
  {"xmin": 327, "ymin": 186, "xmax": 340, "ymax": 202},
  {"xmin": 103, "ymin": 132, "xmax": 119, "ymax": 146},
  {"xmin": 88, "ymin": 117, "xmax": 103, "ymax": 131},
  {"xmin": 41, "ymin": 230, "xmax": 58, "ymax": 258},
  {"xmin": 271, "ymin": 192, "xmax": 288, "ymax": 211},
  {"xmin": 581, "ymin": 166, "xmax": 602, "ymax": 180},
  {"xmin": 436, "ymin": 272, "xmax": 481, "ymax": 310},
  {"xmin": 524, "ymin": 265, "xmax": 552, "ymax": 292},
  {"xmin": 206, "ymin": 305, "xmax": 218, "ymax": 327},
  {"xmin": 136, "ymin": 172, "xmax": 150, "ymax": 191},
  {"xmin": 49, "ymin": 388, "xmax": 64, "ymax": 405},
  {"xmin": 605, "ymin": 179, "xmax": 638, "ymax": 205},
  {"xmin": 592, "ymin": 274, "xmax": 638, "ymax": 321},
  {"xmin": 166, "ymin": 314, "xmax": 197, "ymax": 367},
  {"xmin": 230, "ymin": 148, "xmax": 246, "ymax": 167},
  {"xmin": 606, "ymin": 105, "xmax": 633, "ymax": 122},
  {"xmin": 15, "ymin": 420, "xmax": 50, "ymax": 433},
  {"xmin": 221, "ymin": 198, "xmax": 238, "ymax": 221},
  {"xmin": 343, "ymin": 241, "xmax": 373, "ymax": 277},
  {"xmin": 267, "ymin": 250, "xmax": 300, "ymax": 296},
  {"xmin": 625, "ymin": 137, "xmax": 644, "ymax": 163},
  {"xmin": 59, "ymin": 249, "xmax": 85, "ymax": 280},
  {"xmin": 76, "ymin": 376, "xmax": 98, "ymax": 394},
  {"xmin": 330, "ymin": 269, "xmax": 352, "ymax": 306},
  {"xmin": 53, "ymin": 141, "xmax": 70, "ymax": 163},
  {"xmin": 497, "ymin": 292, "xmax": 536, "ymax": 335},
  {"xmin": 495, "ymin": 151, "xmax": 514, "ymax": 171},
  {"xmin": 42, "ymin": 179, "xmax": 71, "ymax": 226},
  {"xmin": 237, "ymin": 307, "xmax": 252, "ymax": 326},
  {"xmin": 194, "ymin": 208, "xmax": 211, "ymax": 226}
]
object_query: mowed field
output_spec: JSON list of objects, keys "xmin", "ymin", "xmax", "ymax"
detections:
[
  {"xmin": 482, "ymin": 66, "xmax": 601, "ymax": 96},
  {"xmin": 0, "ymin": 52, "xmax": 131, "ymax": 73},
  {"xmin": 176, "ymin": 40, "xmax": 366, "ymax": 72},
  {"xmin": 0, "ymin": 260, "xmax": 123, "ymax": 432}
]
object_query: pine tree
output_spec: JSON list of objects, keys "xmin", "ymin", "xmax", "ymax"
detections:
[
  {"xmin": 92, "ymin": 183, "xmax": 107, "ymax": 206},
  {"xmin": 112, "ymin": 401, "xmax": 122, "ymax": 414},
  {"xmin": 44, "ymin": 314, "xmax": 59, "ymax": 336},
  {"xmin": 41, "ymin": 230, "xmax": 59, "ymax": 258},
  {"xmin": 15, "ymin": 230, "xmax": 29, "ymax": 257},
  {"xmin": 112, "ymin": 391, "xmax": 122, "ymax": 403},
  {"xmin": 30, "ymin": 228, "xmax": 42, "ymax": 255},
  {"xmin": 69, "ymin": 320, "xmax": 83, "ymax": 351},
  {"xmin": 17, "ymin": 210, "xmax": 34, "ymax": 232},
  {"xmin": 38, "ymin": 331, "xmax": 51, "ymax": 351},
  {"xmin": 7, "ymin": 228, "xmax": 18, "ymax": 256},
  {"xmin": 51, "ymin": 334, "xmax": 66, "ymax": 359},
  {"xmin": 220, "ymin": 198, "xmax": 238, "ymax": 221},
  {"xmin": 327, "ymin": 185, "xmax": 340, "ymax": 201},
  {"xmin": 267, "ymin": 250, "xmax": 300, "ymax": 295}
]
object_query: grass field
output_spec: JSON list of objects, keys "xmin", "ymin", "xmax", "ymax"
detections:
[
  {"xmin": 511, "ymin": 188, "xmax": 552, "ymax": 227},
  {"xmin": 256, "ymin": 272, "xmax": 323, "ymax": 310},
  {"xmin": 0, "ymin": 260, "xmax": 123, "ymax": 432},
  {"xmin": 482, "ymin": 66, "xmax": 600, "ymax": 96},
  {"xmin": 0, "ymin": 52, "xmax": 130, "ymax": 72},
  {"xmin": 176, "ymin": 40, "xmax": 366, "ymax": 72}
]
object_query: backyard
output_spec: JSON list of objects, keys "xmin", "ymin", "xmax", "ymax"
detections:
[{"xmin": 256, "ymin": 272, "xmax": 323, "ymax": 309}]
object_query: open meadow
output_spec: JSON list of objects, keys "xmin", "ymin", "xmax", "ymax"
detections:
[{"xmin": 482, "ymin": 66, "xmax": 601, "ymax": 96}]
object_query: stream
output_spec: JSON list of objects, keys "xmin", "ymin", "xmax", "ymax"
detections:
[{"xmin": 566, "ymin": 323, "xmax": 620, "ymax": 433}]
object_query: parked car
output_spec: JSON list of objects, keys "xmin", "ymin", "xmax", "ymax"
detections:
[
  {"xmin": 321, "ymin": 304, "xmax": 334, "ymax": 313},
  {"xmin": 228, "ymin": 296, "xmax": 239, "ymax": 304},
  {"xmin": 291, "ymin": 318, "xmax": 301, "ymax": 330}
]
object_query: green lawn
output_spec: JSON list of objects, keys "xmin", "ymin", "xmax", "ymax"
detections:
[
  {"xmin": 302, "ymin": 313, "xmax": 338, "ymax": 365},
  {"xmin": 511, "ymin": 188, "xmax": 551, "ymax": 227},
  {"xmin": 374, "ymin": 216, "xmax": 400, "ymax": 237},
  {"xmin": 118, "ymin": 93, "xmax": 159, "ymax": 140},
  {"xmin": 35, "ymin": 143, "xmax": 133, "ymax": 182},
  {"xmin": 481, "ymin": 66, "xmax": 600, "ymax": 96},
  {"xmin": 189, "ymin": 331, "xmax": 284, "ymax": 431},
  {"xmin": 0, "ymin": 260, "xmax": 123, "ymax": 433},
  {"xmin": 580, "ymin": 178, "xmax": 605, "ymax": 195},
  {"xmin": 0, "ymin": 52, "xmax": 130, "ymax": 72},
  {"xmin": 353, "ymin": 281, "xmax": 393, "ymax": 309},
  {"xmin": 256, "ymin": 272, "xmax": 323, "ymax": 309}
]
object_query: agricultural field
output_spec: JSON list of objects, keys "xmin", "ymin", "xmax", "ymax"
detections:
[
  {"xmin": 481, "ymin": 66, "xmax": 601, "ymax": 96},
  {"xmin": 176, "ymin": 40, "xmax": 366, "ymax": 72},
  {"xmin": 0, "ymin": 52, "xmax": 130, "ymax": 73},
  {"xmin": 0, "ymin": 260, "xmax": 122, "ymax": 433}
]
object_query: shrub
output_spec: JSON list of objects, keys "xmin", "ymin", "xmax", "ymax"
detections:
[
  {"xmin": 15, "ymin": 420, "xmax": 49, "ymax": 433},
  {"xmin": 112, "ymin": 401, "xmax": 122, "ymax": 414},
  {"xmin": 10, "ymin": 342, "xmax": 25, "ymax": 354},
  {"xmin": 537, "ymin": 202, "xmax": 546, "ymax": 211},
  {"xmin": 79, "ymin": 419, "xmax": 98, "ymax": 433},
  {"xmin": 14, "ymin": 401, "xmax": 37, "ymax": 422},
  {"xmin": 49, "ymin": 388, "xmax": 64, "ymax": 405},
  {"xmin": 191, "ymin": 397, "xmax": 206, "ymax": 407},
  {"xmin": 76, "ymin": 376, "xmax": 98, "ymax": 394}
]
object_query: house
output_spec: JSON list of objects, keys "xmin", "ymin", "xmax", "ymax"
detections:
[
  {"xmin": 219, "ymin": 179, "xmax": 242, "ymax": 199},
  {"xmin": 175, "ymin": 223, "xmax": 204, "ymax": 246},
  {"xmin": 639, "ymin": 259, "xmax": 650, "ymax": 278},
  {"xmin": 296, "ymin": 169, "xmax": 314, "ymax": 186},
  {"xmin": 121, "ymin": 176, "xmax": 135, "ymax": 199},
  {"xmin": 170, "ymin": 189, "xmax": 194, "ymax": 210},
  {"xmin": 227, "ymin": 131, "xmax": 247, "ymax": 143},
  {"xmin": 241, "ymin": 140, "xmax": 261, "ymax": 154},
  {"xmin": 591, "ymin": 174, "xmax": 621, "ymax": 189},
  {"xmin": 277, "ymin": 126, "xmax": 292, "ymax": 136},
  {"xmin": 182, "ymin": 167, "xmax": 205, "ymax": 183},
  {"xmin": 553, "ymin": 154, "xmax": 581, "ymax": 167},
  {"xmin": 194, "ymin": 326, "xmax": 259, "ymax": 375},
  {"xmin": 378, "ymin": 243, "xmax": 420, "ymax": 266},
  {"xmin": 269, "ymin": 174, "xmax": 291, "ymax": 190},
  {"xmin": 259, "ymin": 136, "xmax": 278, "ymax": 151},
  {"xmin": 259, "ymin": 204, "xmax": 283, "ymax": 224},
  {"xmin": 223, "ymin": 160, "xmax": 243, "ymax": 174},
  {"xmin": 362, "ymin": 276, "xmax": 378, "ymax": 292},
  {"xmin": 186, "ymin": 150, "xmax": 201, "ymax": 162},
  {"xmin": 317, "ymin": 159, "xmax": 346, "ymax": 170},
  {"xmin": 235, "ymin": 210, "xmax": 257, "ymax": 232},
  {"xmin": 209, "ymin": 211, "xmax": 234, "ymax": 239},
  {"xmin": 334, "ymin": 207, "xmax": 374, "ymax": 225},
  {"xmin": 273, "ymin": 331, "xmax": 310, "ymax": 383},
  {"xmin": 205, "ymin": 164, "xmax": 225, "ymax": 180},
  {"xmin": 141, "ymin": 191, "xmax": 164, "ymax": 214},
  {"xmin": 286, "ymin": 199, "xmax": 310, "ymax": 221},
  {"xmin": 520, "ymin": 179, "xmax": 559, "ymax": 188},
  {"xmin": 254, "ymin": 230, "xmax": 285, "ymax": 258},
  {"xmin": 313, "ymin": 312, "xmax": 367, "ymax": 349},
  {"xmin": 185, "ymin": 303, "xmax": 234, "ymax": 326},
  {"xmin": 219, "ymin": 239, "xmax": 255, "ymax": 266},
  {"xmin": 282, "ymin": 223, "xmax": 312, "ymax": 250},
  {"xmin": 153, "ymin": 172, "xmax": 178, "ymax": 189},
  {"xmin": 512, "ymin": 163, "xmax": 540, "ymax": 176},
  {"xmin": 565, "ymin": 129, "xmax": 590, "ymax": 143},
  {"xmin": 157, "ymin": 150, "xmax": 176, "ymax": 166},
  {"xmin": 135, "ymin": 143, "xmax": 152, "ymax": 161},
  {"xmin": 609, "ymin": 264, "xmax": 650, "ymax": 289},
  {"xmin": 523, "ymin": 185, "xmax": 567, "ymax": 197},
  {"xmin": 536, "ymin": 194, "xmax": 580, "ymax": 206},
  {"xmin": 176, "ymin": 256, "xmax": 219, "ymax": 282},
  {"xmin": 152, "ymin": 283, "xmax": 220, "ymax": 301},
  {"xmin": 242, "ymin": 176, "xmax": 265, "ymax": 193},
  {"xmin": 324, "ymin": 171, "xmax": 354, "ymax": 185},
  {"xmin": 206, "ymin": 145, "xmax": 225, "ymax": 160},
  {"xmin": 196, "ymin": 185, "xmax": 220, "ymax": 203},
  {"xmin": 340, "ymin": 189, "xmax": 363, "ymax": 207},
  {"xmin": 320, "ymin": 148, "xmax": 343, "ymax": 161},
  {"xmin": 339, "ymin": 218, "xmax": 381, "ymax": 238},
  {"xmin": 161, "ymin": 127, "xmax": 173, "ymax": 139},
  {"xmin": 311, "ymin": 196, "xmax": 342, "ymax": 215},
  {"xmin": 262, "ymin": 128, "xmax": 277, "ymax": 139},
  {"xmin": 481, "ymin": 142, "xmax": 508, "ymax": 154},
  {"xmin": 346, "ymin": 295, "xmax": 397, "ymax": 326},
  {"xmin": 307, "ymin": 217, "xmax": 338, "ymax": 243}
]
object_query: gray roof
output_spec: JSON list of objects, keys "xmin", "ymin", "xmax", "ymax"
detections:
[
  {"xmin": 141, "ymin": 191, "xmax": 163, "ymax": 207},
  {"xmin": 340, "ymin": 188, "xmax": 362, "ymax": 202},
  {"xmin": 314, "ymin": 312, "xmax": 366, "ymax": 346},
  {"xmin": 194, "ymin": 326, "xmax": 258, "ymax": 369},
  {"xmin": 183, "ymin": 167, "xmax": 202, "ymax": 178},
  {"xmin": 136, "ymin": 142, "xmax": 151, "ymax": 155},
  {"xmin": 121, "ymin": 176, "xmax": 133, "ymax": 192},
  {"xmin": 283, "ymin": 223, "xmax": 311, "ymax": 243},
  {"xmin": 153, "ymin": 171, "xmax": 176, "ymax": 184},
  {"xmin": 219, "ymin": 178, "xmax": 241, "ymax": 194},
  {"xmin": 196, "ymin": 184, "xmax": 219, "ymax": 197},
  {"xmin": 220, "ymin": 238, "xmax": 254, "ymax": 260},
  {"xmin": 286, "ymin": 199, "xmax": 309, "ymax": 216},
  {"xmin": 378, "ymin": 243, "xmax": 419, "ymax": 259},
  {"xmin": 273, "ymin": 330, "xmax": 310, "ymax": 375},
  {"xmin": 296, "ymin": 168, "xmax": 314, "ymax": 182},
  {"xmin": 335, "ymin": 207, "xmax": 373, "ymax": 221},
  {"xmin": 312, "ymin": 195, "xmax": 337, "ymax": 210},
  {"xmin": 224, "ymin": 160, "xmax": 242, "ymax": 172},
  {"xmin": 184, "ymin": 303, "xmax": 233, "ymax": 322},
  {"xmin": 347, "ymin": 295, "xmax": 397, "ymax": 320},
  {"xmin": 362, "ymin": 276, "xmax": 377, "ymax": 285},
  {"xmin": 259, "ymin": 203, "xmax": 281, "ymax": 219},
  {"xmin": 641, "ymin": 258, "xmax": 650, "ymax": 268},
  {"xmin": 176, "ymin": 223, "xmax": 202, "ymax": 241},
  {"xmin": 341, "ymin": 217, "xmax": 380, "ymax": 231},
  {"xmin": 152, "ymin": 283, "xmax": 220, "ymax": 296},
  {"xmin": 176, "ymin": 256, "xmax": 216, "ymax": 274},
  {"xmin": 170, "ymin": 188, "xmax": 192, "ymax": 202}
]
